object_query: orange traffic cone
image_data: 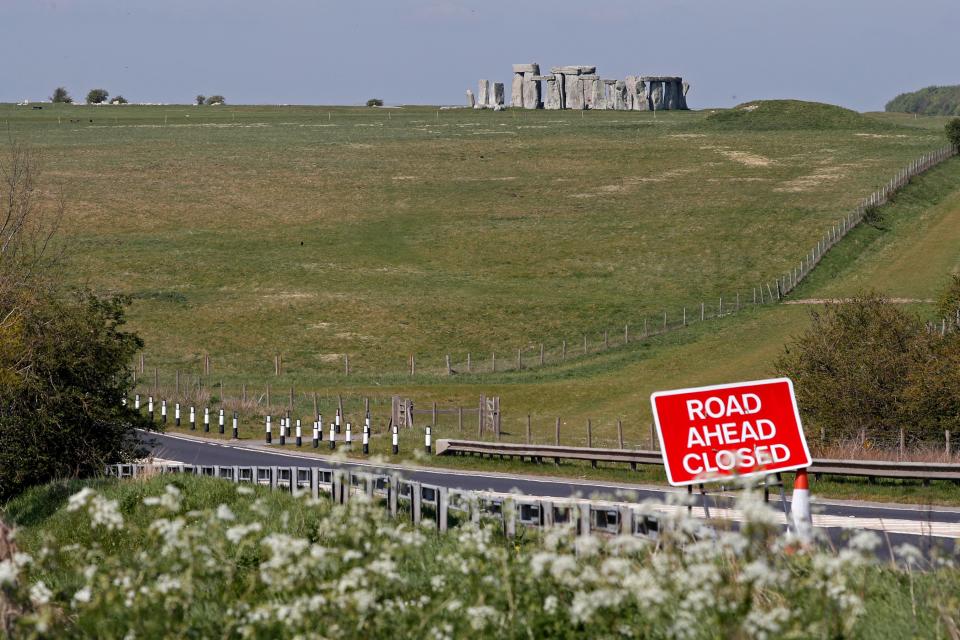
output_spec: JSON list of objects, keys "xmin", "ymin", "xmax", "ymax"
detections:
[{"xmin": 790, "ymin": 468, "xmax": 811, "ymax": 540}]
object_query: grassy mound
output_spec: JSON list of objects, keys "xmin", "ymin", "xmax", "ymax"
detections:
[
  {"xmin": 886, "ymin": 85, "xmax": 960, "ymax": 116},
  {"xmin": 704, "ymin": 100, "xmax": 885, "ymax": 130}
]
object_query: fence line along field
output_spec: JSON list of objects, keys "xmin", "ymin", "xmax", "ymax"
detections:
[{"xmin": 1, "ymin": 100, "xmax": 948, "ymax": 378}]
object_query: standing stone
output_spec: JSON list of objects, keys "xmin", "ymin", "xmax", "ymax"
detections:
[
  {"xmin": 492, "ymin": 82, "xmax": 505, "ymax": 109},
  {"xmin": 476, "ymin": 80, "xmax": 490, "ymax": 109},
  {"xmin": 681, "ymin": 81, "xmax": 691, "ymax": 109},
  {"xmin": 651, "ymin": 81, "xmax": 664, "ymax": 110},
  {"xmin": 603, "ymin": 80, "xmax": 617, "ymax": 109},
  {"xmin": 554, "ymin": 73, "xmax": 566, "ymax": 109},
  {"xmin": 466, "ymin": 89, "xmax": 476, "ymax": 108},
  {"xmin": 564, "ymin": 75, "xmax": 584, "ymax": 110},
  {"xmin": 580, "ymin": 75, "xmax": 599, "ymax": 109},
  {"xmin": 614, "ymin": 80, "xmax": 627, "ymax": 110},
  {"xmin": 591, "ymin": 77, "xmax": 606, "ymax": 110},
  {"xmin": 544, "ymin": 77, "xmax": 560, "ymax": 109},
  {"xmin": 634, "ymin": 80, "xmax": 649, "ymax": 111},
  {"xmin": 624, "ymin": 76, "xmax": 637, "ymax": 110},
  {"xmin": 663, "ymin": 81, "xmax": 676, "ymax": 110},
  {"xmin": 523, "ymin": 76, "xmax": 541, "ymax": 109},
  {"xmin": 511, "ymin": 74, "xmax": 524, "ymax": 107}
]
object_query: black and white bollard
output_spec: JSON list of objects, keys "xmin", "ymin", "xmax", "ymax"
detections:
[
  {"xmin": 203, "ymin": 407, "xmax": 210, "ymax": 433},
  {"xmin": 392, "ymin": 424, "xmax": 399, "ymax": 455},
  {"xmin": 345, "ymin": 422, "xmax": 352, "ymax": 448},
  {"xmin": 279, "ymin": 417, "xmax": 286, "ymax": 446},
  {"xmin": 335, "ymin": 409, "xmax": 341, "ymax": 434},
  {"xmin": 265, "ymin": 415, "xmax": 272, "ymax": 444},
  {"xmin": 161, "ymin": 399, "xmax": 167, "ymax": 423},
  {"xmin": 218, "ymin": 408, "xmax": 225, "ymax": 435},
  {"xmin": 312, "ymin": 422, "xmax": 320, "ymax": 448},
  {"xmin": 175, "ymin": 403, "xmax": 181, "ymax": 426},
  {"xmin": 425, "ymin": 425, "xmax": 432, "ymax": 454},
  {"xmin": 135, "ymin": 394, "xmax": 141, "ymax": 411},
  {"xmin": 189, "ymin": 406, "xmax": 196, "ymax": 430},
  {"xmin": 362, "ymin": 422, "xmax": 370, "ymax": 455},
  {"xmin": 296, "ymin": 419, "xmax": 302, "ymax": 447},
  {"xmin": 148, "ymin": 396, "xmax": 154, "ymax": 421},
  {"xmin": 329, "ymin": 423, "xmax": 336, "ymax": 450},
  {"xmin": 232, "ymin": 412, "xmax": 239, "ymax": 439}
]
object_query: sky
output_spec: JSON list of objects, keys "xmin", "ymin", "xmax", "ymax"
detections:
[{"xmin": 1, "ymin": 0, "xmax": 958, "ymax": 111}]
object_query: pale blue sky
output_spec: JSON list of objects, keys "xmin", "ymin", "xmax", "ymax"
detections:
[{"xmin": 2, "ymin": 0, "xmax": 957, "ymax": 110}]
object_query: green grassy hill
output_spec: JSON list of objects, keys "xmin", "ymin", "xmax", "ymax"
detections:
[
  {"xmin": 0, "ymin": 100, "xmax": 944, "ymax": 382},
  {"xmin": 704, "ymin": 100, "xmax": 886, "ymax": 130},
  {"xmin": 886, "ymin": 85, "xmax": 960, "ymax": 116}
]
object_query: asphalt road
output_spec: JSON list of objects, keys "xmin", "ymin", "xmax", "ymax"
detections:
[{"xmin": 141, "ymin": 431, "xmax": 959, "ymax": 558}]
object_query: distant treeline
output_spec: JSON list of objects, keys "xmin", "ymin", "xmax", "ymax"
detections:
[{"xmin": 886, "ymin": 85, "xmax": 960, "ymax": 116}]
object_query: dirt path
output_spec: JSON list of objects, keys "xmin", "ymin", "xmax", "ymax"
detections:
[{"xmin": 785, "ymin": 298, "xmax": 933, "ymax": 305}]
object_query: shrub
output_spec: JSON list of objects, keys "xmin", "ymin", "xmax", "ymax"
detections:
[
  {"xmin": 50, "ymin": 87, "xmax": 72, "ymax": 104},
  {"xmin": 110, "ymin": 95, "xmax": 128, "ymax": 105},
  {"xmin": 946, "ymin": 117, "xmax": 960, "ymax": 148},
  {"xmin": 775, "ymin": 292, "xmax": 960, "ymax": 445},
  {"xmin": 85, "ymin": 89, "xmax": 109, "ymax": 105},
  {"xmin": 205, "ymin": 95, "xmax": 225, "ymax": 106},
  {"xmin": 938, "ymin": 273, "xmax": 960, "ymax": 319},
  {"xmin": 195, "ymin": 94, "xmax": 206, "ymax": 106},
  {"xmin": 366, "ymin": 98, "xmax": 384, "ymax": 107}
]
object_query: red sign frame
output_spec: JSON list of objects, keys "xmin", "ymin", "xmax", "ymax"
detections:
[{"xmin": 650, "ymin": 377, "xmax": 811, "ymax": 487}]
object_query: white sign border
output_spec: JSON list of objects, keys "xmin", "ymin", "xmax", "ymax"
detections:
[{"xmin": 650, "ymin": 377, "xmax": 812, "ymax": 487}]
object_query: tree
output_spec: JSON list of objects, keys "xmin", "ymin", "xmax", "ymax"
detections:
[
  {"xmin": 366, "ymin": 98, "xmax": 384, "ymax": 107},
  {"xmin": 50, "ymin": 87, "xmax": 72, "ymax": 104},
  {"xmin": 938, "ymin": 273, "xmax": 960, "ymax": 319},
  {"xmin": 86, "ymin": 89, "xmax": 109, "ymax": 104},
  {"xmin": 110, "ymin": 95, "xmax": 128, "ymax": 105},
  {"xmin": 0, "ymin": 145, "xmax": 149, "ymax": 500},
  {"xmin": 946, "ymin": 117, "xmax": 960, "ymax": 148},
  {"xmin": 775, "ymin": 292, "xmax": 960, "ymax": 446},
  {"xmin": 195, "ymin": 94, "xmax": 206, "ymax": 106},
  {"xmin": 205, "ymin": 95, "xmax": 225, "ymax": 105}
]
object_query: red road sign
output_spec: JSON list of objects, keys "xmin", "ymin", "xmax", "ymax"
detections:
[{"xmin": 650, "ymin": 378, "xmax": 811, "ymax": 486}]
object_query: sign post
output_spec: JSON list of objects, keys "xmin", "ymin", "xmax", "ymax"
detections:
[{"xmin": 650, "ymin": 378, "xmax": 811, "ymax": 487}]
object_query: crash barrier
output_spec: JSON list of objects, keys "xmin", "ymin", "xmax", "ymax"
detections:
[{"xmin": 104, "ymin": 463, "xmax": 662, "ymax": 539}]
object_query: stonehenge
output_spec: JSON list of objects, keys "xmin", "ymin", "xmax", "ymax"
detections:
[{"xmin": 469, "ymin": 65, "xmax": 689, "ymax": 111}]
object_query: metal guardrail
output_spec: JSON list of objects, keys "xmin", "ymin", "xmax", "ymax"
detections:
[
  {"xmin": 436, "ymin": 439, "xmax": 960, "ymax": 483},
  {"xmin": 104, "ymin": 464, "xmax": 662, "ymax": 539}
]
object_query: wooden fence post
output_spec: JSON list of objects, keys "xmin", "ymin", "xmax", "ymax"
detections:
[
  {"xmin": 266, "ymin": 383, "xmax": 271, "ymax": 408},
  {"xmin": 492, "ymin": 352, "xmax": 496, "ymax": 372},
  {"xmin": 467, "ymin": 352, "xmax": 471, "ymax": 373},
  {"xmin": 344, "ymin": 354, "xmax": 350, "ymax": 375},
  {"xmin": 587, "ymin": 419, "xmax": 592, "ymax": 448},
  {"xmin": 561, "ymin": 340, "xmax": 566, "ymax": 361},
  {"xmin": 458, "ymin": 407, "xmax": 463, "ymax": 433},
  {"xmin": 617, "ymin": 419, "xmax": 624, "ymax": 449},
  {"xmin": 899, "ymin": 427, "xmax": 905, "ymax": 459},
  {"xmin": 526, "ymin": 415, "xmax": 531, "ymax": 444},
  {"xmin": 624, "ymin": 323, "xmax": 629, "ymax": 344},
  {"xmin": 947, "ymin": 430, "xmax": 952, "ymax": 458},
  {"xmin": 517, "ymin": 348, "xmax": 522, "ymax": 371},
  {"xmin": 555, "ymin": 417, "xmax": 560, "ymax": 446},
  {"xmin": 540, "ymin": 343, "xmax": 544, "ymax": 366},
  {"xmin": 650, "ymin": 422, "xmax": 656, "ymax": 449},
  {"xmin": 432, "ymin": 401, "xmax": 437, "ymax": 427},
  {"xmin": 446, "ymin": 355, "xmax": 451, "ymax": 375}
]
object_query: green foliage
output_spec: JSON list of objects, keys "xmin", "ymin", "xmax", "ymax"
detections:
[
  {"xmin": 704, "ymin": 100, "xmax": 885, "ymax": 131},
  {"xmin": 366, "ymin": 98, "xmax": 384, "ymax": 107},
  {"xmin": 205, "ymin": 95, "xmax": 225, "ymax": 105},
  {"xmin": 3, "ymin": 475, "xmax": 925, "ymax": 638},
  {"xmin": 886, "ymin": 85, "xmax": 960, "ymax": 116},
  {"xmin": 85, "ymin": 89, "xmax": 109, "ymax": 105},
  {"xmin": 50, "ymin": 87, "xmax": 72, "ymax": 104},
  {"xmin": 775, "ymin": 292, "xmax": 960, "ymax": 445},
  {"xmin": 110, "ymin": 95, "xmax": 128, "ymax": 105},
  {"xmin": 946, "ymin": 118, "xmax": 960, "ymax": 147},
  {"xmin": 195, "ymin": 94, "xmax": 206, "ymax": 106},
  {"xmin": 937, "ymin": 273, "xmax": 960, "ymax": 319},
  {"xmin": 0, "ymin": 291, "xmax": 148, "ymax": 500}
]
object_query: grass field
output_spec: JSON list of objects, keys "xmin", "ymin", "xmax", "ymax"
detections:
[{"xmin": 1, "ymin": 100, "xmax": 946, "ymax": 380}]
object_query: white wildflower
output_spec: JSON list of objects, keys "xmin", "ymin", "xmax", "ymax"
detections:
[
  {"xmin": 848, "ymin": 530, "xmax": 881, "ymax": 553},
  {"xmin": 543, "ymin": 595, "xmax": 558, "ymax": 614},
  {"xmin": 66, "ymin": 487, "xmax": 96, "ymax": 512},
  {"xmin": 216, "ymin": 504, "xmax": 236, "ymax": 521},
  {"xmin": 430, "ymin": 575, "xmax": 446, "ymax": 591},
  {"xmin": 226, "ymin": 522, "xmax": 263, "ymax": 544},
  {"xmin": 236, "ymin": 485, "xmax": 255, "ymax": 495},
  {"xmin": 465, "ymin": 605, "xmax": 498, "ymax": 631},
  {"xmin": 72, "ymin": 586, "xmax": 92, "ymax": 605},
  {"xmin": 29, "ymin": 580, "xmax": 52, "ymax": 605},
  {"xmin": 894, "ymin": 543, "xmax": 923, "ymax": 566},
  {"xmin": 0, "ymin": 560, "xmax": 19, "ymax": 586},
  {"xmin": 89, "ymin": 495, "xmax": 124, "ymax": 531}
]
